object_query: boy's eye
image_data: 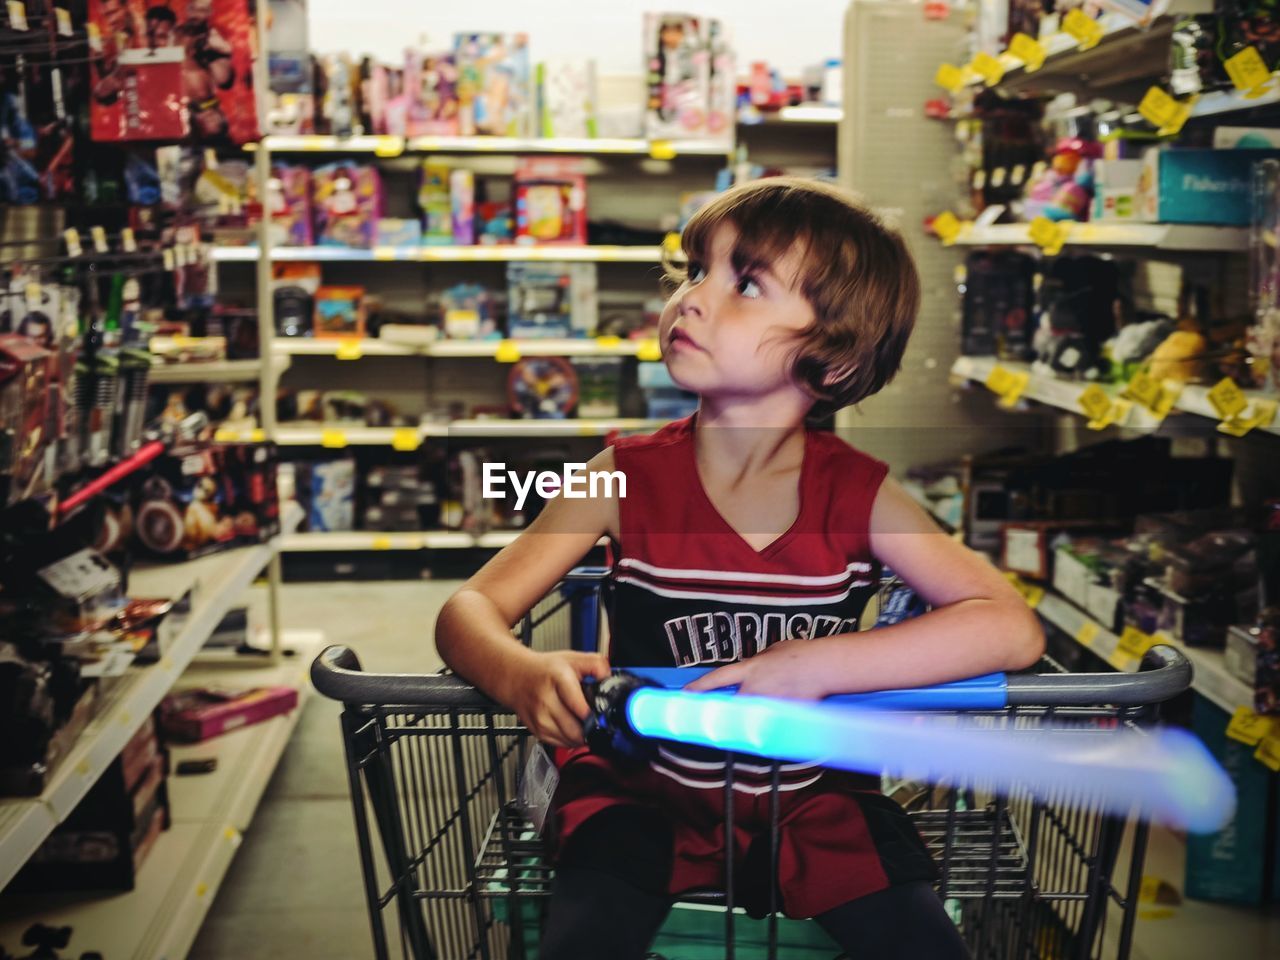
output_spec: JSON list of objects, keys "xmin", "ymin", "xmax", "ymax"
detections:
[
  {"xmin": 687, "ymin": 262, "xmax": 706, "ymax": 283},
  {"xmin": 737, "ymin": 275, "xmax": 763, "ymax": 299}
]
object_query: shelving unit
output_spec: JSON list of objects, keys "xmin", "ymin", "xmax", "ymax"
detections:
[
  {"xmin": 951, "ymin": 222, "xmax": 1249, "ymax": 253},
  {"xmin": 249, "ymin": 134, "xmax": 733, "ymax": 157},
  {"xmin": 951, "ymin": 356, "xmax": 1280, "ymax": 438},
  {"xmin": 0, "ymin": 543, "xmax": 278, "ymax": 892},
  {"xmin": 211, "ymin": 244, "xmax": 665, "ymax": 263},
  {"xmin": 280, "ymin": 530, "xmax": 522, "ymax": 552},
  {"xmin": 0, "ymin": 631, "xmax": 323, "ymax": 960}
]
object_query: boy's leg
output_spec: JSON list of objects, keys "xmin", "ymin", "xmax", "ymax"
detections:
[
  {"xmin": 540, "ymin": 805, "xmax": 675, "ymax": 960},
  {"xmin": 814, "ymin": 881, "xmax": 970, "ymax": 960}
]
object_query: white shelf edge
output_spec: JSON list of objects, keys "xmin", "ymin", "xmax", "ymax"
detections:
[
  {"xmin": 950, "ymin": 356, "xmax": 1280, "ymax": 437},
  {"xmin": 279, "ymin": 530, "xmax": 609, "ymax": 552},
  {"xmin": 251, "ymin": 134, "xmax": 732, "ymax": 157},
  {"xmin": 952, "ymin": 223, "xmax": 1248, "ymax": 253},
  {"xmin": 0, "ymin": 543, "xmax": 276, "ymax": 891},
  {"xmin": 265, "ymin": 418, "xmax": 666, "ymax": 447},
  {"xmin": 212, "ymin": 244, "xmax": 664, "ymax": 264},
  {"xmin": 273, "ymin": 337, "xmax": 653, "ymax": 359},
  {"xmin": 148, "ymin": 358, "xmax": 287, "ymax": 385}
]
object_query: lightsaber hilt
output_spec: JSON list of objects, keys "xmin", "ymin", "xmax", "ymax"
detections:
[{"xmin": 581, "ymin": 672, "xmax": 659, "ymax": 762}]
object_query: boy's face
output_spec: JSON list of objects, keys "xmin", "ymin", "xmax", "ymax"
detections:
[{"xmin": 659, "ymin": 223, "xmax": 816, "ymax": 407}]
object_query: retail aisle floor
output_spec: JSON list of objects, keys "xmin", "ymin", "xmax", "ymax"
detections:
[
  {"xmin": 188, "ymin": 579, "xmax": 454, "ymax": 960},
  {"xmin": 189, "ymin": 580, "xmax": 1280, "ymax": 960}
]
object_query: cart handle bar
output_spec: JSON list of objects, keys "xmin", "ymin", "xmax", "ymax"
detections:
[{"xmin": 311, "ymin": 644, "xmax": 1191, "ymax": 711}]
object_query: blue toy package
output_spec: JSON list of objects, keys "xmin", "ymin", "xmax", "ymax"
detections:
[
  {"xmin": 309, "ymin": 459, "xmax": 356, "ymax": 532},
  {"xmin": 506, "ymin": 262, "xmax": 597, "ymax": 338},
  {"xmin": 440, "ymin": 283, "xmax": 497, "ymax": 339},
  {"xmin": 1138, "ymin": 148, "xmax": 1280, "ymax": 225}
]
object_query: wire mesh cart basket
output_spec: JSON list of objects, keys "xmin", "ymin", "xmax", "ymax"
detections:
[{"xmin": 311, "ymin": 571, "xmax": 1194, "ymax": 960}]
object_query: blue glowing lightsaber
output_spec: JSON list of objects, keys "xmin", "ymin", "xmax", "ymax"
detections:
[{"xmin": 585, "ymin": 673, "xmax": 1235, "ymax": 835}]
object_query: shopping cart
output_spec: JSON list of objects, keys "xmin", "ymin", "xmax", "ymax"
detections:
[{"xmin": 311, "ymin": 569, "xmax": 1194, "ymax": 960}]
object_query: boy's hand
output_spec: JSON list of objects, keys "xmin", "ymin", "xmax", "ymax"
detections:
[
  {"xmin": 682, "ymin": 639, "xmax": 831, "ymax": 700},
  {"xmin": 504, "ymin": 650, "xmax": 611, "ymax": 748}
]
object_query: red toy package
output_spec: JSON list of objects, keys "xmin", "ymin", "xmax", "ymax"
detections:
[{"xmin": 89, "ymin": 0, "xmax": 259, "ymax": 144}]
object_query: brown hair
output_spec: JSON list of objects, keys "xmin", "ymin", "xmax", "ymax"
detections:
[{"xmin": 664, "ymin": 176, "xmax": 919, "ymax": 420}]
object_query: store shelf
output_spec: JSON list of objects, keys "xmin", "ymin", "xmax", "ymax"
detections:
[
  {"xmin": 212, "ymin": 243, "xmax": 664, "ymax": 264},
  {"xmin": 0, "ymin": 631, "xmax": 322, "ymax": 960},
  {"xmin": 280, "ymin": 530, "xmax": 523, "ymax": 551},
  {"xmin": 1190, "ymin": 84, "xmax": 1280, "ymax": 119},
  {"xmin": 266, "ymin": 418, "xmax": 665, "ymax": 446},
  {"xmin": 952, "ymin": 356, "xmax": 1280, "ymax": 437},
  {"xmin": 273, "ymin": 336, "xmax": 655, "ymax": 359},
  {"xmin": 952, "ymin": 222, "xmax": 1248, "ymax": 253},
  {"xmin": 979, "ymin": 14, "xmax": 1175, "ymax": 99},
  {"xmin": 250, "ymin": 133, "xmax": 732, "ymax": 157},
  {"xmin": 1035, "ymin": 589, "xmax": 1252, "ymax": 716},
  {"xmin": 742, "ymin": 105, "xmax": 843, "ymax": 125},
  {"xmin": 0, "ymin": 544, "xmax": 276, "ymax": 892},
  {"xmin": 148, "ymin": 359, "xmax": 267, "ymax": 384}
]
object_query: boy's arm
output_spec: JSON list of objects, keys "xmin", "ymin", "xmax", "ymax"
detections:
[
  {"xmin": 435, "ymin": 448, "xmax": 619, "ymax": 746},
  {"xmin": 686, "ymin": 477, "xmax": 1044, "ymax": 698}
]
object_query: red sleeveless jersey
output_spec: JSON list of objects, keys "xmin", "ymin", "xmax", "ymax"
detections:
[
  {"xmin": 609, "ymin": 414, "xmax": 888, "ymax": 669},
  {"xmin": 550, "ymin": 417, "xmax": 939, "ymax": 917}
]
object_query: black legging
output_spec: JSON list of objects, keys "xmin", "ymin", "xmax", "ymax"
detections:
[{"xmin": 540, "ymin": 808, "xmax": 970, "ymax": 960}]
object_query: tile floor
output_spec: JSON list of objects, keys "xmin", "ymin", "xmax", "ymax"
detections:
[{"xmin": 189, "ymin": 580, "xmax": 1280, "ymax": 960}]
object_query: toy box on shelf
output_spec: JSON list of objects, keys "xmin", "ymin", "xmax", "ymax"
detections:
[
  {"xmin": 538, "ymin": 59, "xmax": 598, "ymax": 138},
  {"xmin": 507, "ymin": 262, "xmax": 597, "ymax": 338},
  {"xmin": 643, "ymin": 13, "xmax": 735, "ymax": 141},
  {"xmin": 514, "ymin": 157, "xmax": 587, "ymax": 245},
  {"xmin": 454, "ymin": 33, "xmax": 534, "ymax": 137},
  {"xmin": 314, "ymin": 163, "xmax": 382, "ymax": 248}
]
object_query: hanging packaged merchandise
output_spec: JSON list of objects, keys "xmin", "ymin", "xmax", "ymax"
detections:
[
  {"xmin": 1249, "ymin": 159, "xmax": 1280, "ymax": 393},
  {"xmin": 89, "ymin": 0, "xmax": 260, "ymax": 144},
  {"xmin": 0, "ymin": 333, "xmax": 54, "ymax": 506},
  {"xmin": 454, "ymin": 33, "xmax": 533, "ymax": 137},
  {"xmin": 0, "ymin": 56, "xmax": 79, "ymax": 204}
]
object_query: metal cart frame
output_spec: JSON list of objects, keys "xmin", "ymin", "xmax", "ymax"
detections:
[{"xmin": 311, "ymin": 571, "xmax": 1192, "ymax": 960}]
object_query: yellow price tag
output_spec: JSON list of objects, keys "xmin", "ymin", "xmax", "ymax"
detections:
[
  {"xmin": 321, "ymin": 428, "xmax": 348, "ymax": 449},
  {"xmin": 1028, "ymin": 216, "xmax": 1069, "ymax": 255},
  {"xmin": 1138, "ymin": 87, "xmax": 1194, "ymax": 135},
  {"xmin": 662, "ymin": 232, "xmax": 682, "ymax": 257},
  {"xmin": 1076, "ymin": 621, "xmax": 1099, "ymax": 649},
  {"xmin": 1009, "ymin": 33, "xmax": 1046, "ymax": 72},
  {"xmin": 371, "ymin": 535, "xmax": 393, "ymax": 551},
  {"xmin": 1226, "ymin": 706, "xmax": 1276, "ymax": 747},
  {"xmin": 996, "ymin": 370, "xmax": 1030, "ymax": 408},
  {"xmin": 214, "ymin": 427, "xmax": 241, "ymax": 442},
  {"xmin": 24, "ymin": 282, "xmax": 41, "ymax": 310},
  {"xmin": 1224, "ymin": 46, "xmax": 1273, "ymax": 93},
  {"xmin": 373, "ymin": 136, "xmax": 403, "ymax": 157},
  {"xmin": 163, "ymin": 248, "xmax": 176, "ymax": 271},
  {"xmin": 7, "ymin": 2, "xmax": 28, "ymax": 31},
  {"xmin": 250, "ymin": 428, "xmax": 266, "ymax": 442},
  {"xmin": 649, "ymin": 139, "xmax": 676, "ymax": 160},
  {"xmin": 1125, "ymin": 371, "xmax": 1162, "ymax": 412},
  {"xmin": 1219, "ymin": 398, "xmax": 1277, "ymax": 437},
  {"xmin": 970, "ymin": 52, "xmax": 1004, "ymax": 87},
  {"xmin": 637, "ymin": 339, "xmax": 663, "ymax": 362},
  {"xmin": 1063, "ymin": 9, "xmax": 1104, "ymax": 50},
  {"xmin": 1078, "ymin": 384, "xmax": 1112, "ymax": 422},
  {"xmin": 933, "ymin": 210, "xmax": 962, "ymax": 245},
  {"xmin": 1207, "ymin": 377, "xmax": 1248, "ymax": 420},
  {"xmin": 336, "ymin": 338, "xmax": 363, "ymax": 360},
  {"xmin": 121, "ymin": 227, "xmax": 137, "ymax": 253},
  {"xmin": 391, "ymin": 427, "xmax": 420, "ymax": 452},
  {"xmin": 934, "ymin": 63, "xmax": 966, "ymax": 93},
  {"xmin": 1022, "ymin": 583, "xmax": 1045, "ymax": 609},
  {"xmin": 86, "ymin": 21, "xmax": 102, "ymax": 51},
  {"xmin": 64, "ymin": 227, "xmax": 82, "ymax": 257},
  {"xmin": 1255, "ymin": 733, "xmax": 1280, "ymax": 772},
  {"xmin": 595, "ymin": 335, "xmax": 622, "ymax": 350},
  {"xmin": 1117, "ymin": 626, "xmax": 1153, "ymax": 659},
  {"xmin": 55, "ymin": 7, "xmax": 71, "ymax": 36},
  {"xmin": 196, "ymin": 882, "xmax": 209, "ymax": 898},
  {"xmin": 495, "ymin": 340, "xmax": 522, "ymax": 363},
  {"xmin": 985, "ymin": 365, "xmax": 1016, "ymax": 396}
]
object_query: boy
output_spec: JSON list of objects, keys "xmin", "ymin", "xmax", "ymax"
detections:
[{"xmin": 436, "ymin": 177, "xmax": 1044, "ymax": 959}]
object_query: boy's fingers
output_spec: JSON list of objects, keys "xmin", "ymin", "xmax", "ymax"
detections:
[
  {"xmin": 684, "ymin": 662, "xmax": 745, "ymax": 692},
  {"xmin": 568, "ymin": 651, "xmax": 612, "ymax": 679},
  {"xmin": 555, "ymin": 667, "xmax": 592, "ymax": 720}
]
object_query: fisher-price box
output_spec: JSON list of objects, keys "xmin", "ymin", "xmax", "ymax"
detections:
[{"xmin": 1137, "ymin": 148, "xmax": 1280, "ymax": 225}]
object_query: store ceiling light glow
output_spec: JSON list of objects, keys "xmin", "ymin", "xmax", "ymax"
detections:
[{"xmin": 625, "ymin": 688, "xmax": 1236, "ymax": 834}]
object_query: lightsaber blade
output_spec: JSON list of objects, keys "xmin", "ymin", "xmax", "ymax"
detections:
[{"xmin": 625, "ymin": 688, "xmax": 1236, "ymax": 834}]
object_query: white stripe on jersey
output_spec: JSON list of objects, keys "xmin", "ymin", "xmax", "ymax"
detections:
[
  {"xmin": 615, "ymin": 574, "xmax": 873, "ymax": 606},
  {"xmin": 650, "ymin": 761, "xmax": 825, "ymax": 794},
  {"xmin": 656, "ymin": 746, "xmax": 820, "ymax": 774},
  {"xmin": 618, "ymin": 556, "xmax": 873, "ymax": 585}
]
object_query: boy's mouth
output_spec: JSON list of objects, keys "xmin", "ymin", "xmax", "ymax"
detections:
[{"xmin": 668, "ymin": 328, "xmax": 704, "ymax": 352}]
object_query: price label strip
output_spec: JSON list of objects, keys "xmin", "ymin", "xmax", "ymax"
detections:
[
  {"xmin": 970, "ymin": 52, "xmax": 1004, "ymax": 87},
  {"xmin": 1117, "ymin": 626, "xmax": 1154, "ymax": 662},
  {"xmin": 321, "ymin": 428, "xmax": 348, "ymax": 449},
  {"xmin": 1218, "ymin": 398, "xmax": 1277, "ymax": 438},
  {"xmin": 391, "ymin": 428, "xmax": 420, "ymax": 452},
  {"xmin": 932, "ymin": 210, "xmax": 964, "ymax": 246},
  {"xmin": 934, "ymin": 63, "xmax": 967, "ymax": 93},
  {"xmin": 336, "ymin": 339, "xmax": 363, "ymax": 361},
  {"xmin": 495, "ymin": 340, "xmax": 522, "ymax": 363},
  {"xmin": 649, "ymin": 140, "xmax": 677, "ymax": 161},
  {"xmin": 1028, "ymin": 216, "xmax": 1070, "ymax": 255}
]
